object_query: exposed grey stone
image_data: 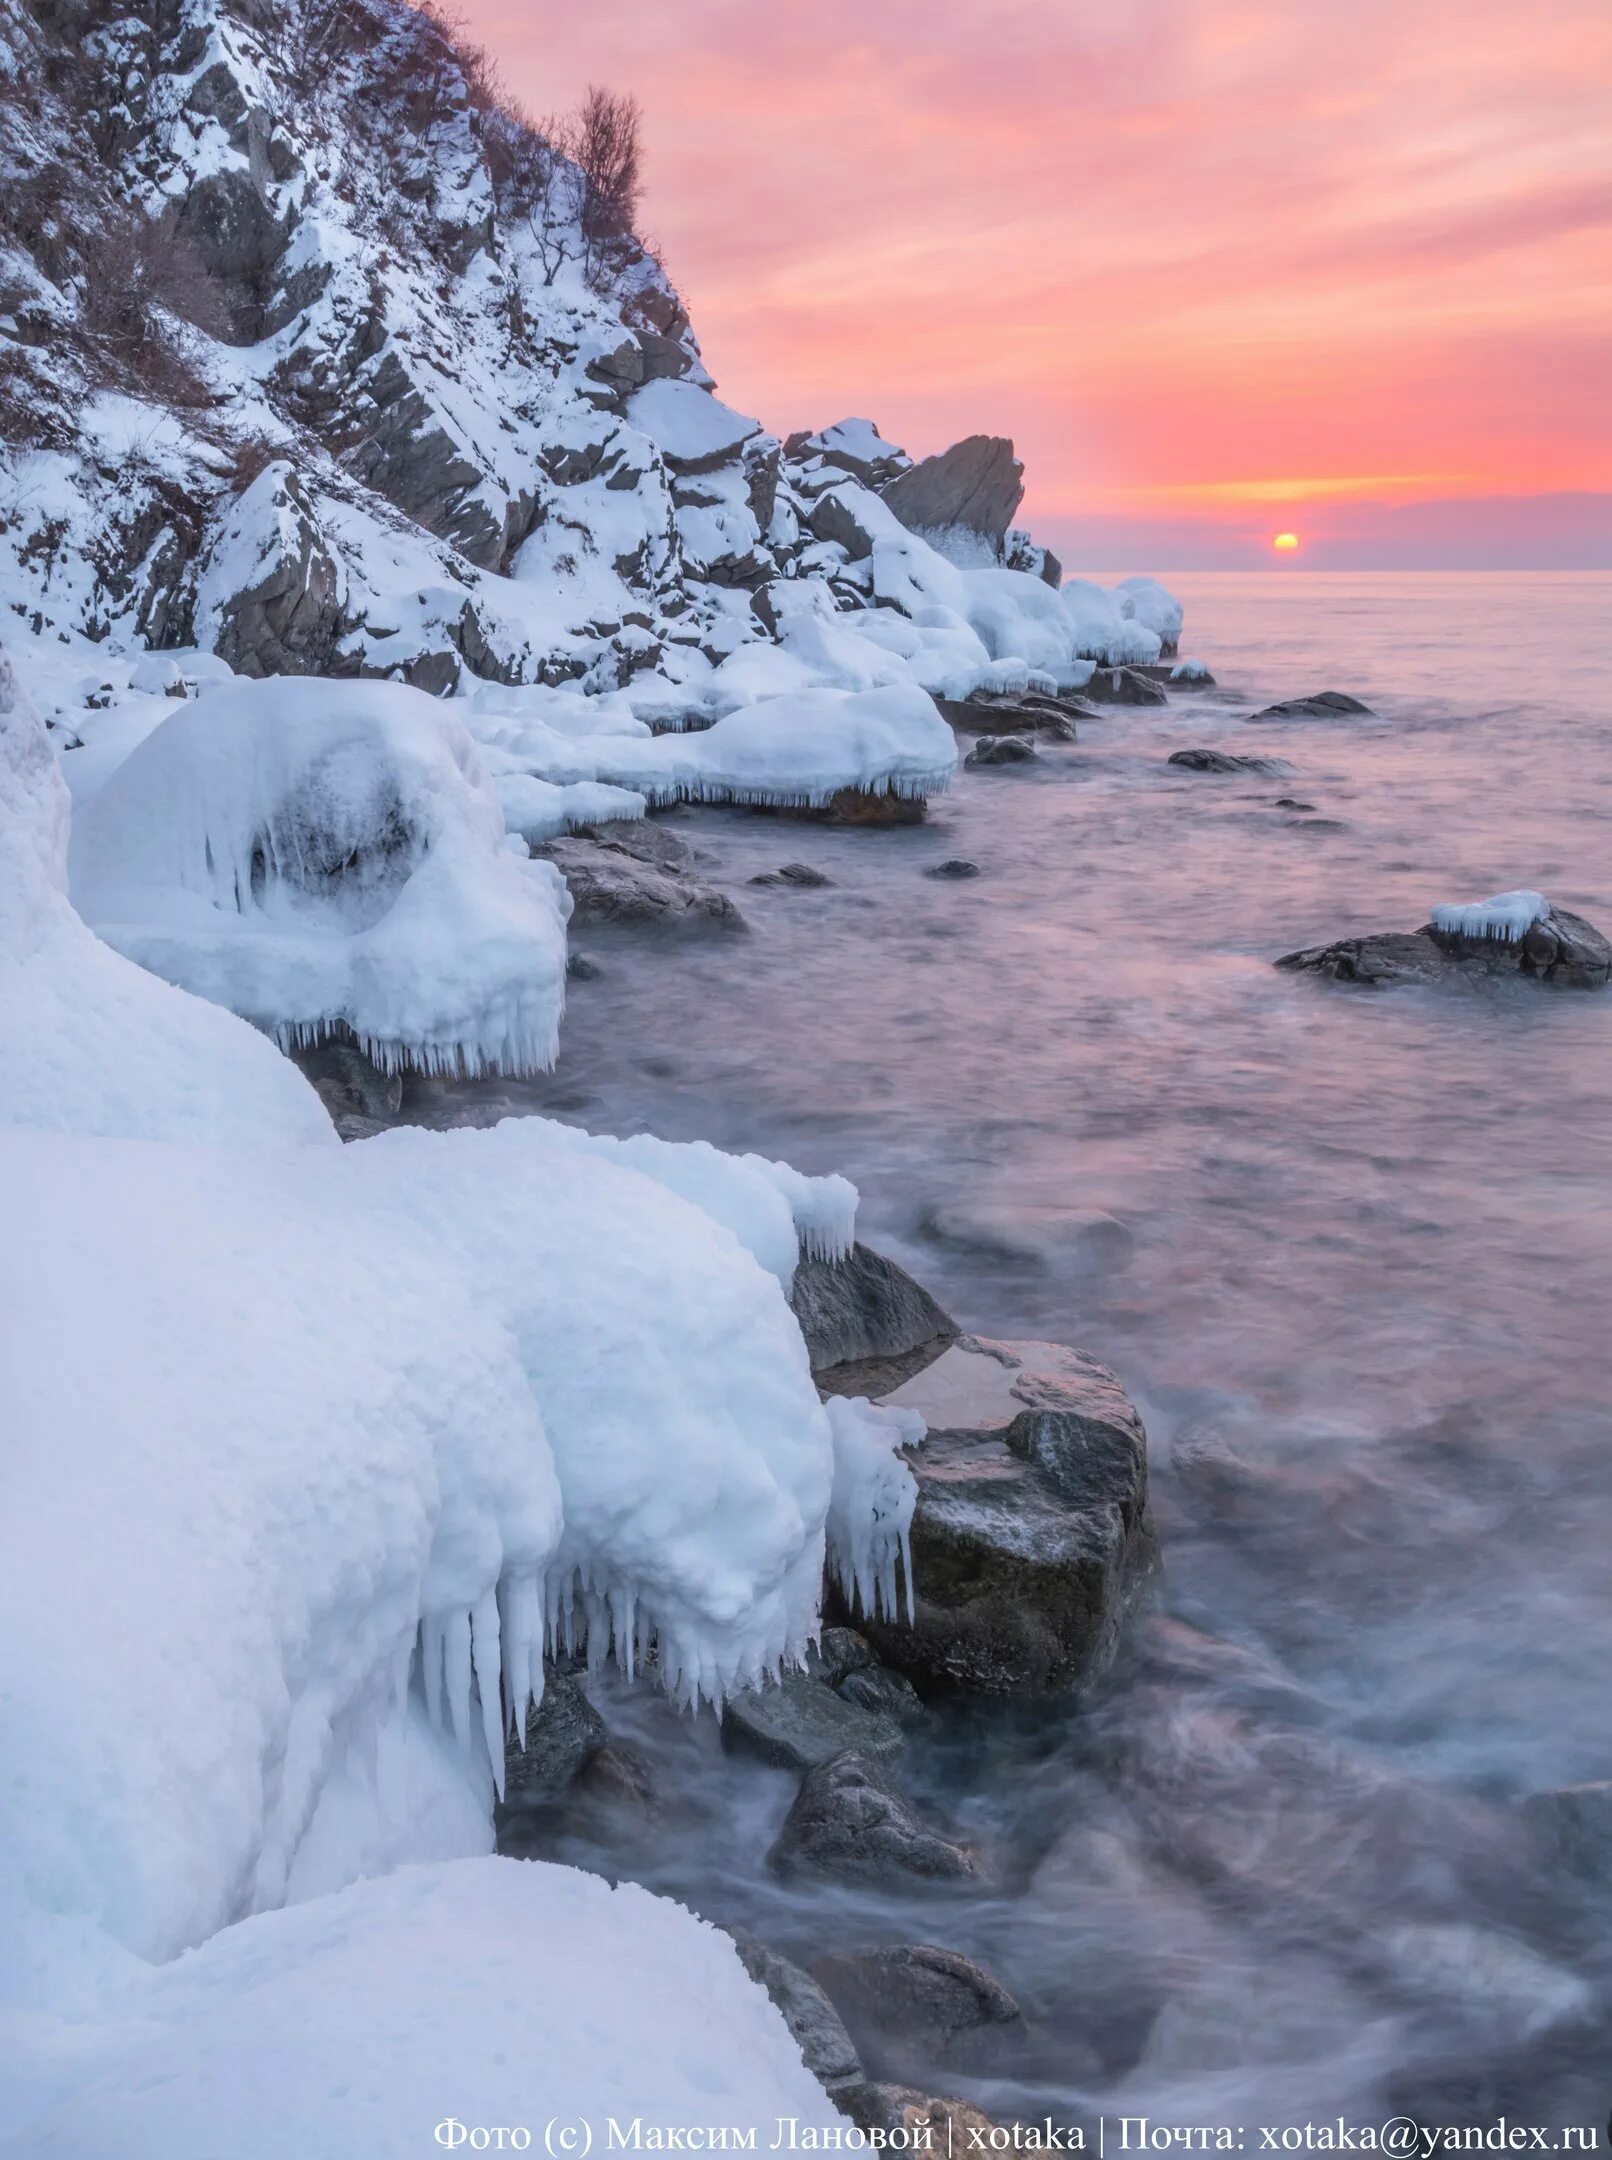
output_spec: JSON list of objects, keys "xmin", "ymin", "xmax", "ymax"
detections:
[
  {"xmin": 790, "ymin": 1244, "xmax": 959, "ymax": 1398},
  {"xmin": 813, "ymin": 1945, "xmax": 1027, "ymax": 2086},
  {"xmin": 964, "ymin": 733, "xmax": 1035, "ymax": 768},
  {"xmin": 499, "ymin": 1668, "xmax": 606, "ymax": 1814},
  {"xmin": 859, "ymin": 1336, "xmax": 1156, "ymax": 1697},
  {"xmin": 750, "ymin": 862, "xmax": 834, "ymax": 888},
  {"xmin": 925, "ymin": 859, "xmax": 981, "ymax": 880},
  {"xmin": 881, "ymin": 436, "xmax": 1024, "ymax": 552},
  {"xmin": 836, "ymin": 1664, "xmax": 926, "ymax": 1727},
  {"xmin": 804, "ymin": 1629, "xmax": 877, "ymax": 1689},
  {"xmin": 728, "ymin": 1932, "xmax": 863, "ymax": 2092},
  {"xmin": 839, "ymin": 2086, "xmax": 998, "ymax": 2141},
  {"xmin": 805, "ymin": 488, "xmax": 877, "ymax": 562},
  {"xmin": 1167, "ymin": 748, "xmax": 1282, "ymax": 774},
  {"xmin": 768, "ymin": 1750, "xmax": 983, "ymax": 1886},
  {"xmin": 723, "ymin": 1672, "xmax": 905, "ymax": 1771},
  {"xmin": 290, "ymin": 1034, "xmax": 403, "ymax": 1124},
  {"xmin": 1251, "ymin": 690, "xmax": 1373, "ymax": 721},
  {"xmin": 570, "ymin": 1739, "xmax": 661, "ymax": 1826},
  {"xmin": 203, "ymin": 465, "xmax": 359, "ymax": 679}
]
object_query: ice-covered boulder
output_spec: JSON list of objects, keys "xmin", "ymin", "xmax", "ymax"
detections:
[{"xmin": 69, "ymin": 678, "xmax": 573, "ymax": 1076}]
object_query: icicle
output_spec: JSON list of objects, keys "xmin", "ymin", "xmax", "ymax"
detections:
[
  {"xmin": 502, "ymin": 1575, "xmax": 532, "ymax": 1743},
  {"xmin": 421, "ymin": 1615, "xmax": 445, "ymax": 1731},
  {"xmin": 1430, "ymin": 890, "xmax": 1549, "ymax": 944},
  {"xmin": 471, "ymin": 1590, "xmax": 505, "ymax": 1798},
  {"xmin": 445, "ymin": 1608, "xmax": 473, "ymax": 1750}
]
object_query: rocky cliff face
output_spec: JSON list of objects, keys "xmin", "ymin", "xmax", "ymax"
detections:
[{"xmin": 0, "ymin": 0, "xmax": 1063, "ymax": 705}]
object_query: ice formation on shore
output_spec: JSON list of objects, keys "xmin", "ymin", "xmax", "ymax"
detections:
[{"xmin": 1430, "ymin": 890, "xmax": 1550, "ymax": 943}]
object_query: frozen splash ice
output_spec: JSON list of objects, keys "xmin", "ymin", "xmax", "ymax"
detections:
[{"xmin": 1430, "ymin": 890, "xmax": 1550, "ymax": 943}]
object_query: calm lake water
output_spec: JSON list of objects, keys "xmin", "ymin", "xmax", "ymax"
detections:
[{"xmin": 429, "ymin": 573, "xmax": 1612, "ymax": 2125}]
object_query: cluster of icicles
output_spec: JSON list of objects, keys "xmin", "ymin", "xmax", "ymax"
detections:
[{"xmin": 415, "ymin": 1535, "xmax": 915, "ymax": 1799}]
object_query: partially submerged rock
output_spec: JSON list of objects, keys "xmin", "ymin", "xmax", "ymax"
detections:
[
  {"xmin": 934, "ymin": 688, "xmax": 1093, "ymax": 736},
  {"xmin": 1277, "ymin": 904, "xmax": 1610, "ymax": 990},
  {"xmin": 1167, "ymin": 748, "xmax": 1282, "ymax": 775},
  {"xmin": 723, "ymin": 1670, "xmax": 906, "ymax": 1771},
  {"xmin": 1251, "ymin": 690, "xmax": 1372, "ymax": 721},
  {"xmin": 749, "ymin": 862, "xmax": 834, "ymax": 888},
  {"xmin": 790, "ymin": 1244, "xmax": 959, "ymax": 1397},
  {"xmin": 859, "ymin": 1336, "xmax": 1157, "ymax": 1697},
  {"xmin": 540, "ymin": 835, "xmax": 744, "ymax": 932},
  {"xmin": 925, "ymin": 859, "xmax": 982, "ymax": 880},
  {"xmin": 768, "ymin": 1750, "xmax": 983, "ymax": 1886},
  {"xmin": 813, "ymin": 1945, "xmax": 1028, "ymax": 2086},
  {"xmin": 727, "ymin": 1932, "xmax": 863, "ymax": 2094},
  {"xmin": 1083, "ymin": 666, "xmax": 1169, "ymax": 707},
  {"xmin": 964, "ymin": 733, "xmax": 1036, "ymax": 768}
]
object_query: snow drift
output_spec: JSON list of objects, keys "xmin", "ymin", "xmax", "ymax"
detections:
[{"xmin": 69, "ymin": 678, "xmax": 572, "ymax": 1077}]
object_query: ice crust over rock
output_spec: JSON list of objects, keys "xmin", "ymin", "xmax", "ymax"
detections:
[{"xmin": 1429, "ymin": 890, "xmax": 1550, "ymax": 943}]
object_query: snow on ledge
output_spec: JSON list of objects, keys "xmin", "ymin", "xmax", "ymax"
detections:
[{"xmin": 1430, "ymin": 890, "xmax": 1549, "ymax": 943}]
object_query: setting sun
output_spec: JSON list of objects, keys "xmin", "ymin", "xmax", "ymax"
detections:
[{"xmin": 1273, "ymin": 531, "xmax": 1301, "ymax": 552}]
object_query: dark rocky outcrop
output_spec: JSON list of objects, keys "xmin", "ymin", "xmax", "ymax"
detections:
[
  {"xmin": 964, "ymin": 733, "xmax": 1035, "ymax": 768},
  {"xmin": 881, "ymin": 436, "xmax": 1024, "ymax": 553},
  {"xmin": 727, "ymin": 1932, "xmax": 863, "ymax": 2094},
  {"xmin": 934, "ymin": 687, "xmax": 1093, "ymax": 735},
  {"xmin": 1277, "ymin": 906, "xmax": 1610, "ymax": 990},
  {"xmin": 749, "ymin": 862, "xmax": 833, "ymax": 889},
  {"xmin": 814, "ymin": 1945, "xmax": 1028, "ymax": 2087},
  {"xmin": 925, "ymin": 859, "xmax": 981, "ymax": 880},
  {"xmin": 1252, "ymin": 690, "xmax": 1373, "ymax": 721},
  {"xmin": 790, "ymin": 1244, "xmax": 959, "ymax": 1397},
  {"xmin": 498, "ymin": 1668, "xmax": 606, "ymax": 1818},
  {"xmin": 1083, "ymin": 666, "xmax": 1169, "ymax": 706},
  {"xmin": 1167, "ymin": 748, "xmax": 1283, "ymax": 775},
  {"xmin": 203, "ymin": 465, "xmax": 360, "ymax": 679},
  {"xmin": 768, "ymin": 1750, "xmax": 983, "ymax": 1886},
  {"xmin": 859, "ymin": 1336, "xmax": 1157, "ymax": 1697}
]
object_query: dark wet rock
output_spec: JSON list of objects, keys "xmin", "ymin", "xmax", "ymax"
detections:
[
  {"xmin": 804, "ymin": 1627, "xmax": 878, "ymax": 1689},
  {"xmin": 934, "ymin": 687, "xmax": 1094, "ymax": 735},
  {"xmin": 881, "ymin": 435, "xmax": 1024, "ymax": 551},
  {"xmin": 768, "ymin": 1750, "xmax": 983, "ymax": 1887},
  {"xmin": 1167, "ymin": 748, "xmax": 1282, "ymax": 775},
  {"xmin": 498, "ymin": 1668, "xmax": 606, "ymax": 1817},
  {"xmin": 858, "ymin": 1336, "xmax": 1156, "ymax": 1698},
  {"xmin": 1252, "ymin": 690, "xmax": 1373, "ymax": 721},
  {"xmin": 572, "ymin": 816, "xmax": 711, "ymax": 871},
  {"xmin": 750, "ymin": 862, "xmax": 834, "ymax": 888},
  {"xmin": 569, "ymin": 1739, "xmax": 661, "ymax": 1826},
  {"xmin": 790, "ymin": 1244, "xmax": 959, "ymax": 1398},
  {"xmin": 839, "ymin": 2085, "xmax": 999, "ymax": 2141},
  {"xmin": 1273, "ymin": 797, "xmax": 1316, "ymax": 812},
  {"xmin": 540, "ymin": 837, "xmax": 743, "ymax": 932},
  {"xmin": 723, "ymin": 1672, "xmax": 905, "ymax": 1771},
  {"xmin": 204, "ymin": 464, "xmax": 360, "ymax": 679},
  {"xmin": 837, "ymin": 1664, "xmax": 927, "ymax": 1727},
  {"xmin": 1277, "ymin": 906, "xmax": 1610, "ymax": 990},
  {"xmin": 290, "ymin": 1033, "xmax": 402, "ymax": 1124},
  {"xmin": 826, "ymin": 787, "xmax": 927, "ymax": 826},
  {"xmin": 728, "ymin": 1932, "xmax": 863, "ymax": 2093},
  {"xmin": 1084, "ymin": 666, "xmax": 1168, "ymax": 706},
  {"xmin": 565, "ymin": 952, "xmax": 604, "ymax": 981},
  {"xmin": 925, "ymin": 858, "xmax": 981, "ymax": 880},
  {"xmin": 1522, "ymin": 1783, "xmax": 1612, "ymax": 1875},
  {"xmin": 964, "ymin": 733, "xmax": 1036, "ymax": 768},
  {"xmin": 814, "ymin": 1945, "xmax": 1028, "ymax": 2086}
]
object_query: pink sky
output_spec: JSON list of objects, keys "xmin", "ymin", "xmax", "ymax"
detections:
[{"xmin": 463, "ymin": 0, "xmax": 1612, "ymax": 567}]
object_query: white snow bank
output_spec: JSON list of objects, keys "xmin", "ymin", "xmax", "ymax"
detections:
[
  {"xmin": 492, "ymin": 769, "xmax": 647, "ymax": 844},
  {"xmin": 1430, "ymin": 890, "xmax": 1550, "ymax": 942},
  {"xmin": 69, "ymin": 677, "xmax": 571, "ymax": 1077},
  {"xmin": 591, "ymin": 684, "xmax": 959, "ymax": 809},
  {"xmin": 0, "ymin": 648, "xmax": 333, "ymax": 1148},
  {"xmin": 2, "ymin": 1861, "xmax": 841, "ymax": 2156},
  {"xmin": 1061, "ymin": 577, "xmax": 1163, "ymax": 666},
  {"xmin": 1114, "ymin": 574, "xmax": 1185, "ymax": 652},
  {"xmin": 627, "ymin": 378, "xmax": 760, "ymax": 467}
]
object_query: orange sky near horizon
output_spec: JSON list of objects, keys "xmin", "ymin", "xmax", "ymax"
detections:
[{"xmin": 461, "ymin": 0, "xmax": 1612, "ymax": 567}]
